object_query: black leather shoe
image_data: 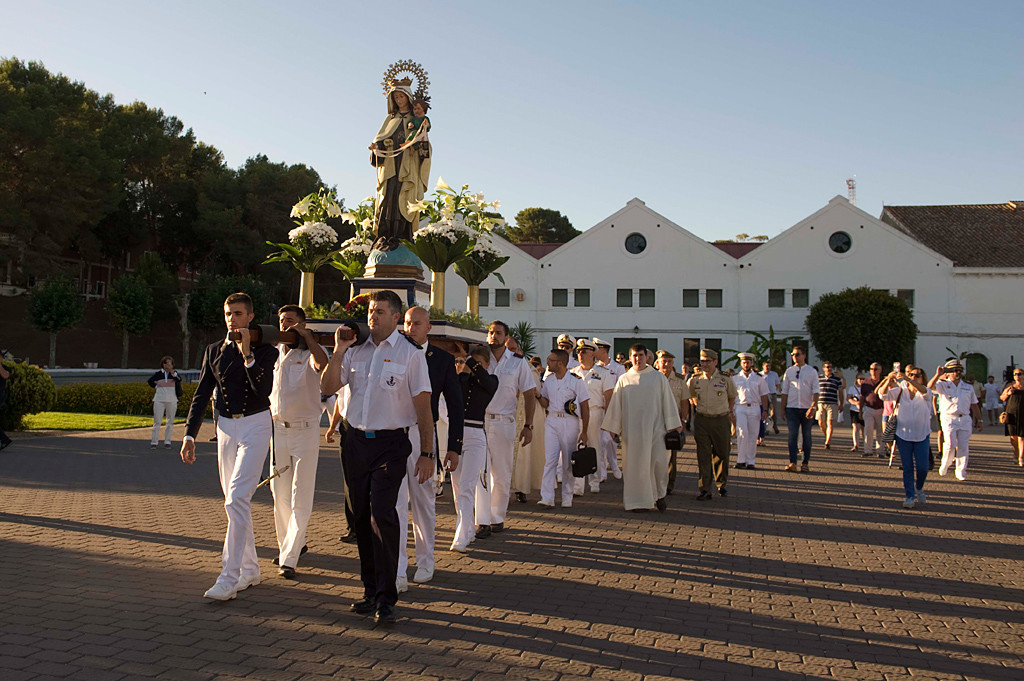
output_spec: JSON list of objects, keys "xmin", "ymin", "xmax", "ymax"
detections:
[
  {"xmin": 746, "ymin": 464, "xmax": 756, "ymax": 470},
  {"xmin": 340, "ymin": 530, "xmax": 358, "ymax": 544},
  {"xmin": 350, "ymin": 598, "xmax": 376, "ymax": 614},
  {"xmin": 718, "ymin": 487, "xmax": 728, "ymax": 497},
  {"xmin": 374, "ymin": 603, "xmax": 396, "ymax": 624},
  {"xmin": 490, "ymin": 522, "xmax": 504, "ymax": 533},
  {"xmin": 655, "ymin": 497, "xmax": 667, "ymax": 513},
  {"xmin": 696, "ymin": 491, "xmax": 713, "ymax": 501},
  {"xmin": 475, "ymin": 525, "xmax": 492, "ymax": 539},
  {"xmin": 515, "ymin": 492, "xmax": 527, "ymax": 503},
  {"xmin": 278, "ymin": 566, "xmax": 296, "ymax": 579},
  {"xmin": 273, "ymin": 544, "xmax": 307, "ymax": 565},
  {"xmin": 735, "ymin": 463, "xmax": 747, "ymax": 469}
]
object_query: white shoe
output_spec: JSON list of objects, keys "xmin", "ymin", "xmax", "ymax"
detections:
[
  {"xmin": 956, "ymin": 473, "xmax": 966, "ymax": 481},
  {"xmin": 589, "ymin": 484, "xmax": 600, "ymax": 493},
  {"xmin": 203, "ymin": 582, "xmax": 237, "ymax": 601},
  {"xmin": 449, "ymin": 543, "xmax": 468, "ymax": 553},
  {"xmin": 237, "ymin": 573, "xmax": 261, "ymax": 591},
  {"xmin": 561, "ymin": 499, "xmax": 572, "ymax": 508},
  {"xmin": 396, "ymin": 575, "xmax": 408, "ymax": 593},
  {"xmin": 537, "ymin": 499, "xmax": 555, "ymax": 508},
  {"xmin": 413, "ymin": 567, "xmax": 434, "ymax": 584},
  {"xmin": 612, "ymin": 470, "xmax": 622, "ymax": 480},
  {"xmin": 938, "ymin": 467, "xmax": 948, "ymax": 476}
]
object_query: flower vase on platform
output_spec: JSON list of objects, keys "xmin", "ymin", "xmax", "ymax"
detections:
[
  {"xmin": 467, "ymin": 285, "xmax": 479, "ymax": 317},
  {"xmin": 299, "ymin": 271, "xmax": 315, "ymax": 309},
  {"xmin": 431, "ymin": 271, "xmax": 446, "ymax": 310}
]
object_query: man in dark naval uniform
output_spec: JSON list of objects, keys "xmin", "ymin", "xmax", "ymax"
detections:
[{"xmin": 180, "ymin": 292, "xmax": 279, "ymax": 601}]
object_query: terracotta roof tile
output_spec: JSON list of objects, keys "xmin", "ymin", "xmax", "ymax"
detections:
[
  {"xmin": 711, "ymin": 242, "xmax": 762, "ymax": 258},
  {"xmin": 513, "ymin": 242, "xmax": 564, "ymax": 259},
  {"xmin": 881, "ymin": 201, "xmax": 1024, "ymax": 267}
]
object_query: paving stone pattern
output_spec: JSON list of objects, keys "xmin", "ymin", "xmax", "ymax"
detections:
[{"xmin": 1, "ymin": 424, "xmax": 1023, "ymax": 680}]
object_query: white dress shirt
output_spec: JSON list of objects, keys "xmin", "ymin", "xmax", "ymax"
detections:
[
  {"xmin": 540, "ymin": 372, "xmax": 590, "ymax": 415},
  {"xmin": 733, "ymin": 370, "xmax": 769, "ymax": 406},
  {"xmin": 271, "ymin": 346, "xmax": 323, "ymax": 422},
  {"xmin": 599, "ymin": 359, "xmax": 626, "ymax": 380},
  {"xmin": 570, "ymin": 363, "xmax": 615, "ymax": 410},
  {"xmin": 883, "ymin": 386, "xmax": 934, "ymax": 442},
  {"xmin": 338, "ymin": 328, "xmax": 431, "ymax": 431},
  {"xmin": 933, "ymin": 379, "xmax": 979, "ymax": 418},
  {"xmin": 761, "ymin": 370, "xmax": 780, "ymax": 394},
  {"xmin": 486, "ymin": 349, "xmax": 536, "ymax": 415},
  {"xmin": 781, "ymin": 364, "xmax": 819, "ymax": 409}
]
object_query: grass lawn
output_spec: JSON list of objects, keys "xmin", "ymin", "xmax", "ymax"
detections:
[{"xmin": 21, "ymin": 412, "xmax": 186, "ymax": 432}]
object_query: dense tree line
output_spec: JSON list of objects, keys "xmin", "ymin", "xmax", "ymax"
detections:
[{"xmin": 1, "ymin": 58, "xmax": 355, "ymax": 366}]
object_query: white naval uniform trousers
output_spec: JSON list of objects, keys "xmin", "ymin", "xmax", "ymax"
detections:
[
  {"xmin": 452, "ymin": 425, "xmax": 486, "ymax": 547},
  {"xmin": 215, "ymin": 410, "xmax": 272, "ymax": 588},
  {"xmin": 939, "ymin": 414, "xmax": 972, "ymax": 479},
  {"xmin": 599, "ymin": 430, "xmax": 621, "ymax": 480},
  {"xmin": 734, "ymin": 404, "xmax": 761, "ymax": 466},
  {"xmin": 269, "ymin": 420, "xmax": 320, "ymax": 569},
  {"xmin": 477, "ymin": 414, "xmax": 517, "ymax": 525},
  {"xmin": 582, "ymin": 406, "xmax": 604, "ymax": 491},
  {"xmin": 542, "ymin": 412, "xmax": 582, "ymax": 505},
  {"xmin": 397, "ymin": 425, "xmax": 436, "ymax": 577}
]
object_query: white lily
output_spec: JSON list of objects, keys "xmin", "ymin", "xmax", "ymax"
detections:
[{"xmin": 435, "ymin": 177, "xmax": 452, "ymax": 192}]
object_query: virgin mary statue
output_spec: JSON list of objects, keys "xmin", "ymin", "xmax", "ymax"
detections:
[{"xmin": 369, "ymin": 73, "xmax": 431, "ymax": 251}]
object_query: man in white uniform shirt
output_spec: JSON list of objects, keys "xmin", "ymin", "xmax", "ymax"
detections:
[
  {"xmin": 732, "ymin": 353, "xmax": 770, "ymax": 469},
  {"xmin": 476, "ymin": 321, "xmax": 536, "ymax": 536},
  {"xmin": 570, "ymin": 339, "xmax": 614, "ymax": 493},
  {"xmin": 593, "ymin": 337, "xmax": 624, "ymax": 481},
  {"xmin": 269, "ymin": 305, "xmax": 328, "ymax": 579},
  {"xmin": 538, "ymin": 348, "xmax": 590, "ymax": 508},
  {"xmin": 927, "ymin": 360, "xmax": 983, "ymax": 481},
  {"xmin": 780, "ymin": 346, "xmax": 818, "ymax": 473},
  {"xmin": 760, "ymin": 360, "xmax": 780, "ymax": 435},
  {"xmin": 320, "ymin": 291, "xmax": 435, "ymax": 625},
  {"xmin": 556, "ymin": 334, "xmax": 580, "ymax": 371}
]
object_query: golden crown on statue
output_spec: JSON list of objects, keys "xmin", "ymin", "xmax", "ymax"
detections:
[{"xmin": 381, "ymin": 59, "xmax": 430, "ymax": 104}]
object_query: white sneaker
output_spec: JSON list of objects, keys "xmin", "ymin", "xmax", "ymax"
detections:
[
  {"xmin": 203, "ymin": 582, "xmax": 237, "ymax": 601},
  {"xmin": 237, "ymin": 573, "xmax": 261, "ymax": 591},
  {"xmin": 413, "ymin": 567, "xmax": 434, "ymax": 584},
  {"xmin": 612, "ymin": 470, "xmax": 622, "ymax": 480},
  {"xmin": 902, "ymin": 497, "xmax": 916, "ymax": 509},
  {"xmin": 396, "ymin": 575, "xmax": 409, "ymax": 593},
  {"xmin": 449, "ymin": 543, "xmax": 468, "ymax": 553}
]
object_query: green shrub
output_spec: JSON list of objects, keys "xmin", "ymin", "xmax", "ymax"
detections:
[
  {"xmin": 1, "ymin": 361, "xmax": 57, "ymax": 430},
  {"xmin": 53, "ymin": 381, "xmax": 209, "ymax": 418}
]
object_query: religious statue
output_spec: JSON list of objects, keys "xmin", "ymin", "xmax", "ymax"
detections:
[{"xmin": 369, "ymin": 60, "xmax": 432, "ymax": 252}]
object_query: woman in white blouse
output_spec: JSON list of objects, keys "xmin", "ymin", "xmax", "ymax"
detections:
[{"xmin": 876, "ymin": 365, "xmax": 934, "ymax": 509}]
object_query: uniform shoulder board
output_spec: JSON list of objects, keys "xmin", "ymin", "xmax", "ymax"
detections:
[
  {"xmin": 513, "ymin": 352, "xmax": 524, "ymax": 359},
  {"xmin": 401, "ymin": 333, "xmax": 423, "ymax": 350}
]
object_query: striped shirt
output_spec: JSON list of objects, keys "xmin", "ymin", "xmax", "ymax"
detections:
[{"xmin": 818, "ymin": 375, "xmax": 843, "ymax": 405}]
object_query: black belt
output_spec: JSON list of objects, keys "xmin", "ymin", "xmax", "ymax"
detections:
[
  {"xmin": 351, "ymin": 427, "xmax": 408, "ymax": 439},
  {"xmin": 465, "ymin": 418, "xmax": 484, "ymax": 429},
  {"xmin": 218, "ymin": 407, "xmax": 270, "ymax": 420}
]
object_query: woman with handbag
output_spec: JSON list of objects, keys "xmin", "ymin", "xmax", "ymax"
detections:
[
  {"xmin": 877, "ymin": 365, "xmax": 934, "ymax": 509},
  {"xmin": 1000, "ymin": 369, "xmax": 1024, "ymax": 466}
]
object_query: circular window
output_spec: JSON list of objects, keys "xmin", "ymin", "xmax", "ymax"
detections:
[
  {"xmin": 828, "ymin": 231, "xmax": 852, "ymax": 254},
  {"xmin": 625, "ymin": 232, "xmax": 647, "ymax": 254}
]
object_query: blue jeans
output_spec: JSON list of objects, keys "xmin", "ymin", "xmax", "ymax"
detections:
[
  {"xmin": 895, "ymin": 436, "xmax": 929, "ymax": 500},
  {"xmin": 786, "ymin": 407, "xmax": 813, "ymax": 464}
]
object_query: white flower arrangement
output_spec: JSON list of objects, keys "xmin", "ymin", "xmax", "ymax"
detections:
[{"xmin": 288, "ymin": 222, "xmax": 338, "ymax": 250}]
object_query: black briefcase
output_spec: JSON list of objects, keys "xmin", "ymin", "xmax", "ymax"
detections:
[
  {"xmin": 664, "ymin": 429, "xmax": 685, "ymax": 450},
  {"xmin": 570, "ymin": 444, "xmax": 598, "ymax": 478}
]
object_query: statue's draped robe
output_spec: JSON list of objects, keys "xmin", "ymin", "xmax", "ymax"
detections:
[
  {"xmin": 373, "ymin": 109, "xmax": 430, "ymax": 243},
  {"xmin": 602, "ymin": 366, "xmax": 682, "ymax": 510}
]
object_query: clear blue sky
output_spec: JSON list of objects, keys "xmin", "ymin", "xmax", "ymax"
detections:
[{"xmin": 3, "ymin": 0, "xmax": 1021, "ymax": 241}]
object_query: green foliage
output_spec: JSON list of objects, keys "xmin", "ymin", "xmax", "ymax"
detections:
[
  {"xmin": 53, "ymin": 381, "xmax": 203, "ymax": 417},
  {"xmin": 721, "ymin": 325, "xmax": 804, "ymax": 372},
  {"xmin": 28, "ymin": 275, "xmax": 84, "ymax": 334},
  {"xmin": 499, "ymin": 207, "xmax": 580, "ymax": 243},
  {"xmin": 107, "ymin": 275, "xmax": 154, "ymax": 336},
  {"xmin": 0, "ymin": 361, "xmax": 56, "ymax": 430},
  {"xmin": 404, "ymin": 231, "xmax": 474, "ymax": 273},
  {"xmin": 510, "ymin": 321, "xmax": 537, "ymax": 358},
  {"xmin": 453, "ymin": 249, "xmax": 510, "ymax": 287},
  {"xmin": 21, "ymin": 412, "xmax": 184, "ymax": 431},
  {"xmin": 805, "ymin": 287, "xmax": 918, "ymax": 370},
  {"xmin": 428, "ymin": 307, "xmax": 485, "ymax": 330},
  {"xmin": 133, "ymin": 252, "xmax": 178, "ymax": 318},
  {"xmin": 188, "ymin": 273, "xmax": 273, "ymax": 333}
]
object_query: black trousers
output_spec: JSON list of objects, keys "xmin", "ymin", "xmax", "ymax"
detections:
[{"xmin": 341, "ymin": 427, "xmax": 411, "ymax": 606}]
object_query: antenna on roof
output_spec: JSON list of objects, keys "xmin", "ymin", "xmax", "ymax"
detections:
[{"xmin": 846, "ymin": 178, "xmax": 857, "ymax": 206}]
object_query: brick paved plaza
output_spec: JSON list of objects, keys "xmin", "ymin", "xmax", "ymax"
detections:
[{"xmin": 1, "ymin": 424, "xmax": 1023, "ymax": 681}]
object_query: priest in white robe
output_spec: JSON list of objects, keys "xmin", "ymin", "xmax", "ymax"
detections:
[{"xmin": 602, "ymin": 343, "xmax": 683, "ymax": 511}]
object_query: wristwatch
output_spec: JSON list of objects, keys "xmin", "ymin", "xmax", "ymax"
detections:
[
  {"xmin": 244, "ymin": 353, "xmax": 254, "ymax": 362},
  {"xmin": 420, "ymin": 451, "xmax": 435, "ymax": 460},
  {"xmin": 524, "ymin": 424, "xmax": 533, "ymax": 430}
]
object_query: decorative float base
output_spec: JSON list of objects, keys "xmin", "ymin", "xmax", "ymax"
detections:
[{"xmin": 349, "ymin": 277, "xmax": 431, "ymax": 309}]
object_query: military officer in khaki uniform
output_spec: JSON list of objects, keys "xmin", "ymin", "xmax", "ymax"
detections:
[
  {"xmin": 687, "ymin": 348, "xmax": 737, "ymax": 500},
  {"xmin": 654, "ymin": 350, "xmax": 689, "ymax": 495}
]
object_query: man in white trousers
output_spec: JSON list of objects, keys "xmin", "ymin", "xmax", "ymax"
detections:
[
  {"xmin": 538, "ymin": 348, "xmax": 590, "ymax": 508},
  {"xmin": 395, "ymin": 307, "xmax": 462, "ymax": 590},
  {"xmin": 593, "ymin": 338, "xmax": 624, "ymax": 481},
  {"xmin": 928, "ymin": 360, "xmax": 983, "ymax": 481},
  {"xmin": 476, "ymin": 321, "xmax": 536, "ymax": 536},
  {"xmin": 180, "ymin": 292, "xmax": 278, "ymax": 601},
  {"xmin": 570, "ymin": 339, "xmax": 614, "ymax": 493},
  {"xmin": 732, "ymin": 353, "xmax": 770, "ymax": 470},
  {"xmin": 452, "ymin": 346, "xmax": 497, "ymax": 552},
  {"xmin": 269, "ymin": 305, "xmax": 328, "ymax": 579}
]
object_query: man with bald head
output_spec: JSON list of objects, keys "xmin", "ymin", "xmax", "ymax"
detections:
[{"xmin": 395, "ymin": 306, "xmax": 463, "ymax": 591}]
